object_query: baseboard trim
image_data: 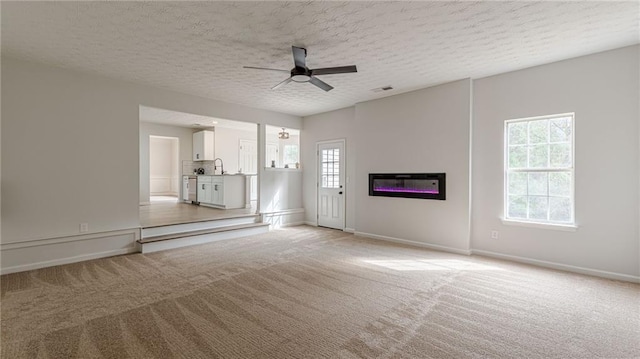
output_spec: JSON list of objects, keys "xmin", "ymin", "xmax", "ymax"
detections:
[
  {"xmin": 354, "ymin": 231, "xmax": 472, "ymax": 256},
  {"xmin": 304, "ymin": 221, "xmax": 317, "ymax": 227},
  {"xmin": 278, "ymin": 221, "xmax": 305, "ymax": 228},
  {"xmin": 261, "ymin": 208, "xmax": 305, "ymax": 215},
  {"xmin": 472, "ymin": 249, "xmax": 640, "ymax": 283},
  {"xmin": 1, "ymin": 248, "xmax": 138, "ymax": 275},
  {"xmin": 262, "ymin": 208, "xmax": 305, "ymax": 228},
  {"xmin": 1, "ymin": 229, "xmax": 140, "ymax": 274},
  {"xmin": 1, "ymin": 228, "xmax": 141, "ymax": 250},
  {"xmin": 344, "ymin": 227, "xmax": 355, "ymax": 233}
]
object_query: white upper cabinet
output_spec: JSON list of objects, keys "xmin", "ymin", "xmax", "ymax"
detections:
[{"xmin": 193, "ymin": 130, "xmax": 214, "ymax": 161}]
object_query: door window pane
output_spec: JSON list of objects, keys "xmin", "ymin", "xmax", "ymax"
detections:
[{"xmin": 321, "ymin": 148, "xmax": 340, "ymax": 188}]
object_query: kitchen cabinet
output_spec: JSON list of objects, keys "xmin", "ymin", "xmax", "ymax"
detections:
[
  {"xmin": 197, "ymin": 176, "xmax": 213, "ymax": 203},
  {"xmin": 193, "ymin": 130, "xmax": 214, "ymax": 161},
  {"xmin": 196, "ymin": 175, "xmax": 246, "ymax": 209},
  {"xmin": 211, "ymin": 177, "xmax": 224, "ymax": 206}
]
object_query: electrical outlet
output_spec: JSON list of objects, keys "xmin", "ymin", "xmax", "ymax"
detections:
[
  {"xmin": 491, "ymin": 230, "xmax": 499, "ymax": 239},
  {"xmin": 80, "ymin": 223, "xmax": 89, "ymax": 233}
]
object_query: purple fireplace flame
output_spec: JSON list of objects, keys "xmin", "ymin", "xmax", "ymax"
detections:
[{"xmin": 373, "ymin": 186, "xmax": 439, "ymax": 194}]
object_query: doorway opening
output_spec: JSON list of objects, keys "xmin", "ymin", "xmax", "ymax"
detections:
[
  {"xmin": 149, "ymin": 135, "xmax": 180, "ymax": 203},
  {"xmin": 139, "ymin": 105, "xmax": 259, "ymax": 228}
]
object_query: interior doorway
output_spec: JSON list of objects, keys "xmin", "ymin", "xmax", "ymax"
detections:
[
  {"xmin": 149, "ymin": 135, "xmax": 180, "ymax": 202},
  {"xmin": 239, "ymin": 139, "xmax": 258, "ymax": 205},
  {"xmin": 317, "ymin": 139, "xmax": 345, "ymax": 230}
]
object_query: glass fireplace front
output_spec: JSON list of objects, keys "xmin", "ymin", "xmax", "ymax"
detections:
[{"xmin": 369, "ymin": 173, "xmax": 446, "ymax": 200}]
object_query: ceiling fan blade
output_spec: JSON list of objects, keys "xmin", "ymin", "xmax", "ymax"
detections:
[
  {"xmin": 309, "ymin": 77, "xmax": 334, "ymax": 92},
  {"xmin": 271, "ymin": 77, "xmax": 293, "ymax": 90},
  {"xmin": 311, "ymin": 65, "xmax": 358, "ymax": 76},
  {"xmin": 292, "ymin": 46, "xmax": 307, "ymax": 69},
  {"xmin": 243, "ymin": 66, "xmax": 290, "ymax": 73}
]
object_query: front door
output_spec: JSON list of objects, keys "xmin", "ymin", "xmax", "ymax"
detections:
[{"xmin": 317, "ymin": 140, "xmax": 345, "ymax": 230}]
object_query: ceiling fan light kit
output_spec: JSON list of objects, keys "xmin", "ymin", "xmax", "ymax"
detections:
[
  {"xmin": 244, "ymin": 46, "xmax": 357, "ymax": 92},
  {"xmin": 291, "ymin": 74, "xmax": 311, "ymax": 83}
]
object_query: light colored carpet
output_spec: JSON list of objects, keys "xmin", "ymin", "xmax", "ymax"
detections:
[{"xmin": 1, "ymin": 226, "xmax": 639, "ymax": 358}]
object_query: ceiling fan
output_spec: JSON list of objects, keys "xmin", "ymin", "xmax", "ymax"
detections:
[{"xmin": 243, "ymin": 46, "xmax": 357, "ymax": 92}]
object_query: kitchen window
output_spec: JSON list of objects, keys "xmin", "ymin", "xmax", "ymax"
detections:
[{"xmin": 504, "ymin": 113, "xmax": 575, "ymax": 227}]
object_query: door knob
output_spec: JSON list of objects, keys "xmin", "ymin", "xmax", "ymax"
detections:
[{"xmin": 339, "ymin": 191, "xmax": 343, "ymax": 195}]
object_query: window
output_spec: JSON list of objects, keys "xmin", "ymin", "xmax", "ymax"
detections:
[
  {"xmin": 321, "ymin": 148, "xmax": 340, "ymax": 188},
  {"xmin": 504, "ymin": 113, "xmax": 574, "ymax": 225},
  {"xmin": 283, "ymin": 145, "xmax": 299, "ymax": 167}
]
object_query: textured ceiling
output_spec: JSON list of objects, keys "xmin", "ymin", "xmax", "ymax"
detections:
[
  {"xmin": 140, "ymin": 106, "xmax": 258, "ymax": 131},
  {"xmin": 2, "ymin": 1, "xmax": 638, "ymax": 117}
]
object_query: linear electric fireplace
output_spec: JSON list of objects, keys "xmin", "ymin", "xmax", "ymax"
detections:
[{"xmin": 369, "ymin": 173, "xmax": 446, "ymax": 200}]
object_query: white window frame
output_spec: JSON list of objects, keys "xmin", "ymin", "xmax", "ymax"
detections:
[{"xmin": 503, "ymin": 113, "xmax": 577, "ymax": 230}]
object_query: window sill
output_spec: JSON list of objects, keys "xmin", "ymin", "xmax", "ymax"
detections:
[{"xmin": 501, "ymin": 218, "xmax": 578, "ymax": 232}]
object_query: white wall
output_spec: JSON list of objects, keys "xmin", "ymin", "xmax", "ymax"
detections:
[
  {"xmin": 261, "ymin": 170, "xmax": 303, "ymax": 213},
  {"xmin": 1, "ymin": 57, "xmax": 301, "ymax": 271},
  {"xmin": 214, "ymin": 126, "xmax": 257, "ymax": 174},
  {"xmin": 354, "ymin": 79, "xmax": 472, "ymax": 252},
  {"xmin": 149, "ymin": 136, "xmax": 179, "ymax": 196},
  {"xmin": 472, "ymin": 45, "xmax": 639, "ymax": 278},
  {"xmin": 302, "ymin": 107, "xmax": 356, "ymax": 230},
  {"xmin": 140, "ymin": 122, "xmax": 195, "ymax": 203},
  {"xmin": 301, "ymin": 80, "xmax": 472, "ymax": 254}
]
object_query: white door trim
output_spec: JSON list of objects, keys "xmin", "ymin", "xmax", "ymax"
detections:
[{"xmin": 316, "ymin": 139, "xmax": 346, "ymax": 230}]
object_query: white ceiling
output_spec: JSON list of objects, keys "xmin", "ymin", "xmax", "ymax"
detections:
[
  {"xmin": 140, "ymin": 106, "xmax": 257, "ymax": 131},
  {"xmin": 2, "ymin": 1, "xmax": 638, "ymax": 117}
]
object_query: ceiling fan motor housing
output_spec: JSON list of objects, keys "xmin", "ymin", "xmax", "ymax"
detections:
[{"xmin": 291, "ymin": 67, "xmax": 312, "ymax": 83}]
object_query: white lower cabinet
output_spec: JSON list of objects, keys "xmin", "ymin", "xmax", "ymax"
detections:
[
  {"xmin": 197, "ymin": 176, "xmax": 212, "ymax": 204},
  {"xmin": 211, "ymin": 177, "xmax": 224, "ymax": 206},
  {"xmin": 196, "ymin": 175, "xmax": 245, "ymax": 209}
]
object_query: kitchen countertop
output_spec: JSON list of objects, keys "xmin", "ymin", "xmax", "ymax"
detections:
[{"xmin": 185, "ymin": 173, "xmax": 256, "ymax": 176}]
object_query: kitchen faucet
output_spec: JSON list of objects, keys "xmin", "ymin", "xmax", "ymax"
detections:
[{"xmin": 213, "ymin": 158, "xmax": 224, "ymax": 175}]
